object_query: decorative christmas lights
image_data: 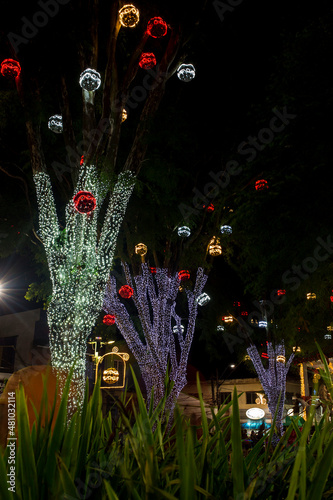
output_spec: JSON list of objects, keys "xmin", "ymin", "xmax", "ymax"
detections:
[
  {"xmin": 258, "ymin": 320, "xmax": 268, "ymax": 328},
  {"xmin": 178, "ymin": 270, "xmax": 190, "ymax": 281},
  {"xmin": 208, "ymin": 236, "xmax": 222, "ymax": 256},
  {"xmin": 118, "ymin": 4, "xmax": 140, "ymax": 27},
  {"xmin": 103, "ymin": 368, "xmax": 120, "ymax": 384},
  {"xmin": 222, "ymin": 315, "xmax": 233, "ymax": 323},
  {"xmin": 277, "ymin": 289, "xmax": 286, "ymax": 296},
  {"xmin": 220, "ymin": 225, "xmax": 232, "ymax": 235},
  {"xmin": 241, "ymin": 311, "xmax": 248, "ymax": 316},
  {"xmin": 324, "ymin": 334, "xmax": 332, "ymax": 340},
  {"xmin": 247, "ymin": 342, "xmax": 294, "ymax": 435},
  {"xmin": 33, "ymin": 165, "xmax": 136, "ymax": 410},
  {"xmin": 306, "ymin": 292, "xmax": 316, "ymax": 299},
  {"xmin": 0, "ymin": 59, "xmax": 21, "ymax": 79},
  {"xmin": 203, "ymin": 203, "xmax": 214, "ymax": 212},
  {"xmin": 177, "ymin": 226, "xmax": 191, "ymax": 237},
  {"xmin": 135, "ymin": 243, "xmax": 147, "ymax": 256},
  {"xmin": 103, "ymin": 263, "xmax": 207, "ymax": 413},
  {"xmin": 196, "ymin": 292, "xmax": 210, "ymax": 306},
  {"xmin": 119, "ymin": 285, "xmax": 134, "ymax": 299},
  {"xmin": 177, "ymin": 63, "xmax": 195, "ymax": 82},
  {"xmin": 73, "ymin": 191, "xmax": 97, "ymax": 214},
  {"xmin": 48, "ymin": 115, "xmax": 63, "ymax": 134},
  {"xmin": 103, "ymin": 314, "xmax": 115, "ymax": 325},
  {"xmin": 139, "ymin": 53, "xmax": 157, "ymax": 70},
  {"xmin": 150, "ymin": 267, "xmax": 156, "ymax": 274},
  {"xmin": 79, "ymin": 68, "xmax": 101, "ymax": 91},
  {"xmin": 146, "ymin": 17, "xmax": 168, "ymax": 38},
  {"xmin": 255, "ymin": 179, "xmax": 268, "ymax": 191},
  {"xmin": 217, "ymin": 325, "xmax": 225, "ymax": 331},
  {"xmin": 122, "ymin": 109, "xmax": 128, "ymax": 122}
]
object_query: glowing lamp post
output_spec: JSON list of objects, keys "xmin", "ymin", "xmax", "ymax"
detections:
[{"xmin": 119, "ymin": 4, "xmax": 140, "ymax": 27}]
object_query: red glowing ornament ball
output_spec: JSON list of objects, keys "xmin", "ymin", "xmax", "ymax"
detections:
[
  {"xmin": 103, "ymin": 314, "xmax": 115, "ymax": 325},
  {"xmin": 139, "ymin": 52, "xmax": 157, "ymax": 70},
  {"xmin": 261, "ymin": 352, "xmax": 269, "ymax": 359},
  {"xmin": 73, "ymin": 191, "xmax": 97, "ymax": 214},
  {"xmin": 119, "ymin": 285, "xmax": 134, "ymax": 299},
  {"xmin": 150, "ymin": 267, "xmax": 157, "ymax": 274},
  {"xmin": 146, "ymin": 17, "xmax": 168, "ymax": 38},
  {"xmin": 80, "ymin": 155, "xmax": 84, "ymax": 166},
  {"xmin": 241, "ymin": 311, "xmax": 248, "ymax": 316},
  {"xmin": 233, "ymin": 301, "xmax": 241, "ymax": 307},
  {"xmin": 255, "ymin": 179, "xmax": 269, "ymax": 191},
  {"xmin": 178, "ymin": 270, "xmax": 190, "ymax": 282},
  {"xmin": 330, "ymin": 296, "xmax": 333, "ymax": 303},
  {"xmin": 1, "ymin": 59, "xmax": 21, "ymax": 79},
  {"xmin": 203, "ymin": 203, "xmax": 214, "ymax": 212},
  {"xmin": 277, "ymin": 289, "xmax": 286, "ymax": 296}
]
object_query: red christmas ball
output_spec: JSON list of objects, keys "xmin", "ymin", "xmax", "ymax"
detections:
[
  {"xmin": 139, "ymin": 52, "xmax": 157, "ymax": 70},
  {"xmin": 119, "ymin": 285, "xmax": 134, "ymax": 299},
  {"xmin": 150, "ymin": 267, "xmax": 157, "ymax": 274},
  {"xmin": 178, "ymin": 270, "xmax": 190, "ymax": 282},
  {"xmin": 73, "ymin": 190, "xmax": 97, "ymax": 214},
  {"xmin": 1, "ymin": 59, "xmax": 21, "ymax": 79},
  {"xmin": 146, "ymin": 17, "xmax": 168, "ymax": 38},
  {"xmin": 255, "ymin": 179, "xmax": 269, "ymax": 191},
  {"xmin": 103, "ymin": 314, "xmax": 115, "ymax": 325}
]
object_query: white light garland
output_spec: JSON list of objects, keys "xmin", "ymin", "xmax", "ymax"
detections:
[
  {"xmin": 247, "ymin": 341, "xmax": 294, "ymax": 436},
  {"xmin": 103, "ymin": 263, "xmax": 207, "ymax": 413},
  {"xmin": 33, "ymin": 166, "xmax": 135, "ymax": 410}
]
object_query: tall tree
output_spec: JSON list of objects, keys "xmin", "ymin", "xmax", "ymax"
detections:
[
  {"xmin": 103, "ymin": 263, "xmax": 207, "ymax": 413},
  {"xmin": 0, "ymin": 0, "xmax": 206, "ymax": 405}
]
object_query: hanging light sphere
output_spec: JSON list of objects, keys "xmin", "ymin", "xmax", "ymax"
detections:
[
  {"xmin": 150, "ymin": 267, "xmax": 156, "ymax": 274},
  {"xmin": 196, "ymin": 293, "xmax": 210, "ymax": 306},
  {"xmin": 146, "ymin": 17, "xmax": 168, "ymax": 38},
  {"xmin": 277, "ymin": 289, "xmax": 286, "ymax": 296},
  {"xmin": 103, "ymin": 314, "xmax": 115, "ymax": 325},
  {"xmin": 203, "ymin": 203, "xmax": 214, "ymax": 212},
  {"xmin": 241, "ymin": 311, "xmax": 248, "ymax": 316},
  {"xmin": 73, "ymin": 191, "xmax": 97, "ymax": 214},
  {"xmin": 258, "ymin": 320, "xmax": 268, "ymax": 328},
  {"xmin": 306, "ymin": 292, "xmax": 316, "ymax": 300},
  {"xmin": 222, "ymin": 316, "xmax": 233, "ymax": 323},
  {"xmin": 255, "ymin": 179, "xmax": 269, "ymax": 191},
  {"xmin": 122, "ymin": 109, "xmax": 128, "ymax": 122},
  {"xmin": 324, "ymin": 334, "xmax": 332, "ymax": 340},
  {"xmin": 119, "ymin": 285, "xmax": 134, "ymax": 299},
  {"xmin": 48, "ymin": 114, "xmax": 63, "ymax": 134},
  {"xmin": 217, "ymin": 325, "xmax": 225, "ymax": 332},
  {"xmin": 118, "ymin": 4, "xmax": 140, "ymax": 27},
  {"xmin": 103, "ymin": 368, "xmax": 120, "ymax": 384},
  {"xmin": 178, "ymin": 270, "xmax": 190, "ymax": 282},
  {"xmin": 177, "ymin": 63, "xmax": 195, "ymax": 82},
  {"xmin": 220, "ymin": 225, "xmax": 232, "ymax": 235},
  {"xmin": 208, "ymin": 236, "xmax": 222, "ymax": 257},
  {"xmin": 276, "ymin": 355, "xmax": 286, "ymax": 363},
  {"xmin": 0, "ymin": 59, "xmax": 21, "ymax": 79},
  {"xmin": 79, "ymin": 68, "xmax": 101, "ymax": 91},
  {"xmin": 139, "ymin": 52, "xmax": 157, "ymax": 70},
  {"xmin": 173, "ymin": 325, "xmax": 185, "ymax": 334},
  {"xmin": 135, "ymin": 243, "xmax": 147, "ymax": 256},
  {"xmin": 177, "ymin": 226, "xmax": 191, "ymax": 237}
]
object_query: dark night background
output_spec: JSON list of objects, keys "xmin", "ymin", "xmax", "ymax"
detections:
[{"xmin": 1, "ymin": 0, "xmax": 333, "ymax": 378}]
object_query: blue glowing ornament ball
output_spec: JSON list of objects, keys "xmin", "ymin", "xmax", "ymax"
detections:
[
  {"xmin": 220, "ymin": 225, "xmax": 232, "ymax": 235},
  {"xmin": 177, "ymin": 63, "xmax": 195, "ymax": 82},
  {"xmin": 177, "ymin": 226, "xmax": 191, "ymax": 237}
]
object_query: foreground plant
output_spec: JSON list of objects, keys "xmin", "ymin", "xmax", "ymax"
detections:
[{"xmin": 1, "ymin": 366, "xmax": 333, "ymax": 499}]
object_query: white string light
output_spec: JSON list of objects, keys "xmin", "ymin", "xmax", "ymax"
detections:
[{"xmin": 34, "ymin": 166, "xmax": 135, "ymax": 410}]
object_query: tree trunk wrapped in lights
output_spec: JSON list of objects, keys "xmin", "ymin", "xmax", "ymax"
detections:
[
  {"xmin": 103, "ymin": 263, "xmax": 207, "ymax": 413},
  {"xmin": 34, "ymin": 165, "xmax": 135, "ymax": 408},
  {"xmin": 247, "ymin": 342, "xmax": 294, "ymax": 435}
]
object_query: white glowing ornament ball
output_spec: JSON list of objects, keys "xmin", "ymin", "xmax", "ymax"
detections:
[
  {"xmin": 196, "ymin": 292, "xmax": 210, "ymax": 306},
  {"xmin": 324, "ymin": 334, "xmax": 332, "ymax": 340},
  {"xmin": 173, "ymin": 325, "xmax": 185, "ymax": 334},
  {"xmin": 177, "ymin": 64, "xmax": 195, "ymax": 82},
  {"xmin": 177, "ymin": 226, "xmax": 191, "ymax": 237},
  {"xmin": 79, "ymin": 68, "xmax": 101, "ymax": 91},
  {"xmin": 48, "ymin": 114, "xmax": 63, "ymax": 134},
  {"xmin": 258, "ymin": 320, "xmax": 268, "ymax": 328},
  {"xmin": 217, "ymin": 325, "xmax": 225, "ymax": 332},
  {"xmin": 220, "ymin": 225, "xmax": 232, "ymax": 235}
]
